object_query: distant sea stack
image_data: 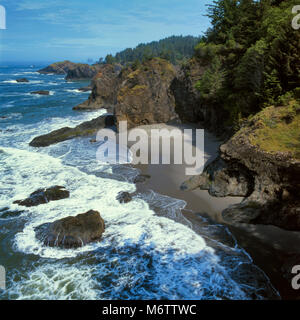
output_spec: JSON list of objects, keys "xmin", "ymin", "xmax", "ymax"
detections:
[
  {"xmin": 38, "ymin": 60, "xmax": 78, "ymax": 75},
  {"xmin": 38, "ymin": 60, "xmax": 105, "ymax": 80}
]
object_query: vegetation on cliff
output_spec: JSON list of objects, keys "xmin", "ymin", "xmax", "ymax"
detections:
[
  {"xmin": 193, "ymin": 0, "xmax": 300, "ymax": 127},
  {"xmin": 248, "ymin": 101, "xmax": 300, "ymax": 159}
]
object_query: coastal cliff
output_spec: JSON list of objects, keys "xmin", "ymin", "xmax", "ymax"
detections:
[{"xmin": 182, "ymin": 103, "xmax": 300, "ymax": 230}]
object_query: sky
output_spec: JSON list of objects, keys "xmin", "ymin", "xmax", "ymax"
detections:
[{"xmin": 0, "ymin": 0, "xmax": 212, "ymax": 64}]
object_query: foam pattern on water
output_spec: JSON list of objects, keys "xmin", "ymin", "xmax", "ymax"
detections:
[{"xmin": 0, "ymin": 147, "xmax": 279, "ymax": 300}]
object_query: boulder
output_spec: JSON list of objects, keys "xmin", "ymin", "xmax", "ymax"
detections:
[
  {"xmin": 30, "ymin": 90, "xmax": 50, "ymax": 95},
  {"xmin": 16, "ymin": 78, "xmax": 29, "ymax": 83},
  {"xmin": 116, "ymin": 192, "xmax": 132, "ymax": 204},
  {"xmin": 35, "ymin": 210, "xmax": 105, "ymax": 248},
  {"xmin": 181, "ymin": 157, "xmax": 253, "ymax": 197},
  {"xmin": 14, "ymin": 186, "xmax": 69, "ymax": 207}
]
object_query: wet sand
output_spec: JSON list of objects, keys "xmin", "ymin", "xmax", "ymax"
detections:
[{"xmin": 130, "ymin": 123, "xmax": 300, "ymax": 299}]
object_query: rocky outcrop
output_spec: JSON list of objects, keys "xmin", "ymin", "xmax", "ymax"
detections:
[
  {"xmin": 114, "ymin": 58, "xmax": 178, "ymax": 128},
  {"xmin": 75, "ymin": 58, "xmax": 179, "ymax": 128},
  {"xmin": 35, "ymin": 210, "xmax": 105, "ymax": 249},
  {"xmin": 181, "ymin": 157, "xmax": 254, "ymax": 197},
  {"xmin": 16, "ymin": 78, "xmax": 29, "ymax": 83},
  {"xmin": 78, "ymin": 86, "xmax": 92, "ymax": 92},
  {"xmin": 29, "ymin": 114, "xmax": 115, "ymax": 147},
  {"xmin": 181, "ymin": 105, "xmax": 300, "ymax": 230},
  {"xmin": 38, "ymin": 61, "xmax": 78, "ymax": 75},
  {"xmin": 73, "ymin": 64, "xmax": 122, "ymax": 111},
  {"xmin": 14, "ymin": 186, "xmax": 70, "ymax": 207},
  {"xmin": 30, "ymin": 90, "xmax": 50, "ymax": 95},
  {"xmin": 38, "ymin": 61, "xmax": 102, "ymax": 80}
]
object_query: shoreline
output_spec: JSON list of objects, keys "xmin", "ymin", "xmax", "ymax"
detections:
[{"xmin": 130, "ymin": 123, "xmax": 300, "ymax": 299}]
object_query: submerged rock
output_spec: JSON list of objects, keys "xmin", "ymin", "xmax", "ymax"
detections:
[
  {"xmin": 78, "ymin": 86, "xmax": 92, "ymax": 92},
  {"xmin": 30, "ymin": 90, "xmax": 50, "ymax": 95},
  {"xmin": 116, "ymin": 192, "xmax": 132, "ymax": 204},
  {"xmin": 0, "ymin": 207, "xmax": 24, "ymax": 218},
  {"xmin": 16, "ymin": 78, "xmax": 29, "ymax": 83},
  {"xmin": 35, "ymin": 210, "xmax": 105, "ymax": 249},
  {"xmin": 14, "ymin": 186, "xmax": 70, "ymax": 207},
  {"xmin": 133, "ymin": 174, "xmax": 151, "ymax": 184},
  {"xmin": 29, "ymin": 114, "xmax": 115, "ymax": 147}
]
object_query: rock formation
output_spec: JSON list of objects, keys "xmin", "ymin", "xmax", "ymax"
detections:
[
  {"xmin": 29, "ymin": 114, "xmax": 115, "ymax": 147},
  {"xmin": 73, "ymin": 64, "xmax": 122, "ymax": 111},
  {"xmin": 16, "ymin": 78, "xmax": 29, "ymax": 83},
  {"xmin": 35, "ymin": 210, "xmax": 105, "ymax": 249},
  {"xmin": 75, "ymin": 58, "xmax": 179, "ymax": 128},
  {"xmin": 181, "ymin": 104, "xmax": 300, "ymax": 230},
  {"xmin": 65, "ymin": 64, "xmax": 103, "ymax": 80},
  {"xmin": 38, "ymin": 60, "xmax": 103, "ymax": 80},
  {"xmin": 116, "ymin": 192, "xmax": 133, "ymax": 204},
  {"xmin": 38, "ymin": 61, "xmax": 78, "ymax": 75},
  {"xmin": 30, "ymin": 90, "xmax": 50, "ymax": 95},
  {"xmin": 14, "ymin": 186, "xmax": 70, "ymax": 207},
  {"xmin": 170, "ymin": 58, "xmax": 228, "ymax": 135}
]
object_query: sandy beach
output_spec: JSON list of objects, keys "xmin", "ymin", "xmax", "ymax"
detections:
[{"xmin": 129, "ymin": 123, "xmax": 300, "ymax": 299}]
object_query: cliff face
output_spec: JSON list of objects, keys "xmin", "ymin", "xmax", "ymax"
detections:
[
  {"xmin": 75, "ymin": 58, "xmax": 178, "ymax": 127},
  {"xmin": 115, "ymin": 58, "xmax": 178, "ymax": 128},
  {"xmin": 73, "ymin": 64, "xmax": 122, "ymax": 111},
  {"xmin": 65, "ymin": 64, "xmax": 104, "ymax": 80},
  {"xmin": 170, "ymin": 58, "xmax": 228, "ymax": 134},
  {"xmin": 182, "ymin": 103, "xmax": 300, "ymax": 230}
]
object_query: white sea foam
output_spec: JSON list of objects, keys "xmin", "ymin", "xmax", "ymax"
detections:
[
  {"xmin": 65, "ymin": 89, "xmax": 90, "ymax": 94},
  {"xmin": 0, "ymin": 146, "xmax": 279, "ymax": 300},
  {"xmin": 2, "ymin": 80, "xmax": 43, "ymax": 84}
]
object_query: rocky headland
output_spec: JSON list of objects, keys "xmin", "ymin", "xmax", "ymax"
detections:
[
  {"xmin": 38, "ymin": 60, "xmax": 104, "ymax": 80},
  {"xmin": 181, "ymin": 103, "xmax": 300, "ymax": 230}
]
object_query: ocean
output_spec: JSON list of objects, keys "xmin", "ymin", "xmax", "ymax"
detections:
[{"xmin": 0, "ymin": 65, "xmax": 280, "ymax": 300}]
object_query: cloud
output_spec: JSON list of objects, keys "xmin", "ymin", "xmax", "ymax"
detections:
[{"xmin": 16, "ymin": 0, "xmax": 62, "ymax": 11}]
